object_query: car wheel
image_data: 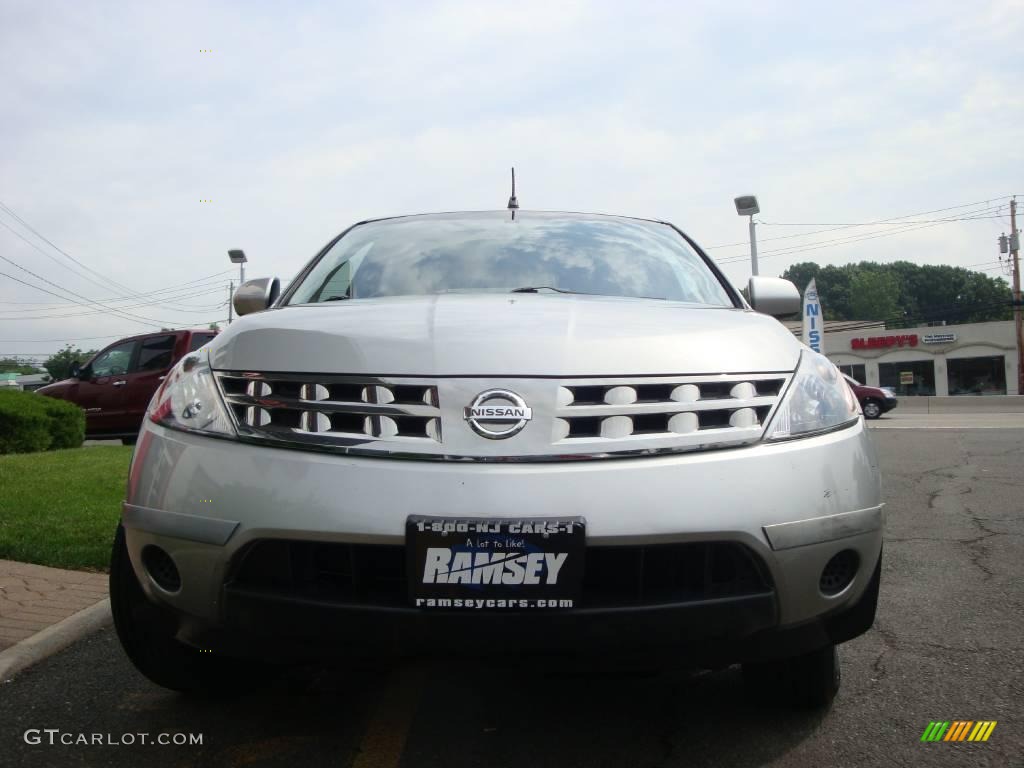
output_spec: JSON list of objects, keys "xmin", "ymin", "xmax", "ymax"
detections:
[
  {"xmin": 109, "ymin": 525, "xmax": 254, "ymax": 693},
  {"xmin": 862, "ymin": 400, "xmax": 882, "ymax": 419},
  {"xmin": 742, "ymin": 644, "xmax": 841, "ymax": 710}
]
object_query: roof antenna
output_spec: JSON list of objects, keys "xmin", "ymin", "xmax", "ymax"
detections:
[{"xmin": 507, "ymin": 167, "xmax": 519, "ymax": 210}]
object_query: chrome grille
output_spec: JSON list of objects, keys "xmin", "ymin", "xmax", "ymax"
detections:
[
  {"xmin": 214, "ymin": 371, "xmax": 790, "ymax": 460},
  {"xmin": 217, "ymin": 372, "xmax": 441, "ymax": 448},
  {"xmin": 553, "ymin": 375, "xmax": 786, "ymax": 451}
]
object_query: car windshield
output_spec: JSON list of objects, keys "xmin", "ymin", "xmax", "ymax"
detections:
[{"xmin": 285, "ymin": 212, "xmax": 735, "ymax": 306}]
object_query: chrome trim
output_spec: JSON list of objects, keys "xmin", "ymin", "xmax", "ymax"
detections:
[
  {"xmin": 214, "ymin": 370, "xmax": 793, "ymax": 461},
  {"xmin": 762, "ymin": 505, "xmax": 883, "ymax": 551},
  {"xmin": 122, "ymin": 502, "xmax": 240, "ymax": 545},
  {"xmin": 231, "ymin": 431, "xmax": 760, "ymax": 462}
]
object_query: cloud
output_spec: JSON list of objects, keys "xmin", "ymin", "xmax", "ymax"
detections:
[{"xmin": 0, "ymin": 0, "xmax": 1020, "ymax": 354}]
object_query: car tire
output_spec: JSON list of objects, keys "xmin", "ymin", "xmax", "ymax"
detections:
[
  {"xmin": 109, "ymin": 525, "xmax": 254, "ymax": 693},
  {"xmin": 742, "ymin": 644, "xmax": 841, "ymax": 710},
  {"xmin": 121, "ymin": 437, "xmax": 137, "ymax": 446},
  {"xmin": 861, "ymin": 400, "xmax": 882, "ymax": 419}
]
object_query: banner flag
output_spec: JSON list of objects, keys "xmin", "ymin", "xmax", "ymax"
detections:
[{"xmin": 802, "ymin": 279, "xmax": 823, "ymax": 354}]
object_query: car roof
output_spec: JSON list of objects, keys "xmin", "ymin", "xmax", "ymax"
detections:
[
  {"xmin": 113, "ymin": 328, "xmax": 216, "ymax": 343},
  {"xmin": 352, "ymin": 209, "xmax": 673, "ymax": 228}
]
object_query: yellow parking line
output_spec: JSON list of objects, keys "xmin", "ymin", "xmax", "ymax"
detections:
[{"xmin": 351, "ymin": 665, "xmax": 427, "ymax": 768}]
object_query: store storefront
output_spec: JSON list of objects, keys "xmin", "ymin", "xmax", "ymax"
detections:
[{"xmin": 824, "ymin": 321, "xmax": 1019, "ymax": 396}]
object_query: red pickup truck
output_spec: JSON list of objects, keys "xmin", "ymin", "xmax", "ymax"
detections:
[{"xmin": 37, "ymin": 329, "xmax": 217, "ymax": 443}]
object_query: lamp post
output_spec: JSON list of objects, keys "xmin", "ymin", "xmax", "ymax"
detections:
[
  {"xmin": 734, "ymin": 195, "xmax": 760, "ymax": 276},
  {"xmin": 228, "ymin": 249, "xmax": 247, "ymax": 286}
]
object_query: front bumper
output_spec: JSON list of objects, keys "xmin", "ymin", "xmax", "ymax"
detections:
[{"xmin": 121, "ymin": 418, "xmax": 883, "ymax": 656}]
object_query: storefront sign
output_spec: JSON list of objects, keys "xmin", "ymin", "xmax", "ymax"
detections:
[
  {"xmin": 899, "ymin": 371, "xmax": 914, "ymax": 385},
  {"xmin": 921, "ymin": 333, "xmax": 957, "ymax": 344},
  {"xmin": 850, "ymin": 334, "xmax": 918, "ymax": 350}
]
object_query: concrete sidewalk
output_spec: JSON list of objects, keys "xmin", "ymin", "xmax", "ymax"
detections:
[{"xmin": 0, "ymin": 560, "xmax": 108, "ymax": 652}]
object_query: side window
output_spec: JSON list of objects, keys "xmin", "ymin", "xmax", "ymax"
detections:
[
  {"xmin": 188, "ymin": 333, "xmax": 215, "ymax": 353},
  {"xmin": 90, "ymin": 341, "xmax": 137, "ymax": 377},
  {"xmin": 134, "ymin": 334, "xmax": 177, "ymax": 372}
]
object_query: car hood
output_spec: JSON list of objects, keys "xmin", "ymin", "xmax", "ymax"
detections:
[{"xmin": 209, "ymin": 294, "xmax": 802, "ymax": 376}]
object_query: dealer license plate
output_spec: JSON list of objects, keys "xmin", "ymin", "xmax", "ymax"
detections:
[{"xmin": 407, "ymin": 516, "xmax": 585, "ymax": 610}]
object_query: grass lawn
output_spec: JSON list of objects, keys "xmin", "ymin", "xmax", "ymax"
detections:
[{"xmin": 0, "ymin": 446, "xmax": 133, "ymax": 571}]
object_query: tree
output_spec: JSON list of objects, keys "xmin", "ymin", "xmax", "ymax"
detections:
[
  {"xmin": 208, "ymin": 322, "xmax": 220, "ymax": 332},
  {"xmin": 848, "ymin": 267, "xmax": 899, "ymax": 321},
  {"xmin": 780, "ymin": 261, "xmax": 1012, "ymax": 327},
  {"xmin": 0, "ymin": 357, "xmax": 41, "ymax": 375},
  {"xmin": 43, "ymin": 345, "xmax": 98, "ymax": 381}
]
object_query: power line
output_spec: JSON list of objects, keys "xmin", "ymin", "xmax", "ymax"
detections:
[
  {"xmin": 715, "ymin": 217, "xmax": 973, "ymax": 265},
  {"xmin": 0, "ymin": 317, "xmax": 231, "ymax": 344},
  {"xmin": 704, "ymin": 198, "xmax": 1008, "ymax": 250},
  {"xmin": 757, "ymin": 213, "xmax": 1006, "ymax": 227},
  {"xmin": 0, "ymin": 269, "xmax": 235, "ymax": 309},
  {"xmin": 0, "ymin": 286, "xmax": 228, "ymax": 321},
  {"xmin": 758, "ymin": 196, "xmax": 1010, "ymax": 227},
  {"xmin": 0, "ymin": 216, "xmax": 137, "ymax": 302},
  {"xmin": 0, "ymin": 201, "xmax": 169, "ymax": 305},
  {"xmin": 0, "ymin": 261, "xmax": 180, "ymax": 328},
  {"xmin": 0, "ymin": 218, "xmax": 233, "ymax": 314}
]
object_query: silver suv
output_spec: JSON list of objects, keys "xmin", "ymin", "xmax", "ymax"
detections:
[{"xmin": 111, "ymin": 211, "xmax": 882, "ymax": 708}]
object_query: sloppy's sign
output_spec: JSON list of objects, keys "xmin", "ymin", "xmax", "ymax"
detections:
[{"xmin": 850, "ymin": 334, "xmax": 918, "ymax": 350}]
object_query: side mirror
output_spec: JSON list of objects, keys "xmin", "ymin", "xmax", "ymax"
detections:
[
  {"xmin": 233, "ymin": 277, "xmax": 281, "ymax": 317},
  {"xmin": 70, "ymin": 362, "xmax": 82, "ymax": 380},
  {"xmin": 748, "ymin": 276, "xmax": 801, "ymax": 318}
]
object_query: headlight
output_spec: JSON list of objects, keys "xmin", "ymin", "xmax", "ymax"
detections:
[
  {"xmin": 147, "ymin": 349, "xmax": 234, "ymax": 437},
  {"xmin": 765, "ymin": 350, "xmax": 860, "ymax": 441}
]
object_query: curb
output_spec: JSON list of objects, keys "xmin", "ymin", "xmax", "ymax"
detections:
[{"xmin": 0, "ymin": 598, "xmax": 112, "ymax": 682}]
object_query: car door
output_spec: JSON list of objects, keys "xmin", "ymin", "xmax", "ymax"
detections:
[
  {"xmin": 116, "ymin": 333, "xmax": 180, "ymax": 433},
  {"xmin": 76, "ymin": 340, "xmax": 139, "ymax": 434}
]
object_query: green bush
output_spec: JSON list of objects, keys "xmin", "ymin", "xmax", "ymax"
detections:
[
  {"xmin": 0, "ymin": 390, "xmax": 85, "ymax": 454},
  {"xmin": 38, "ymin": 396, "xmax": 85, "ymax": 449}
]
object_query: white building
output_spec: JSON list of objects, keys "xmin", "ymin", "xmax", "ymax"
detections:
[{"xmin": 820, "ymin": 320, "xmax": 1019, "ymax": 396}]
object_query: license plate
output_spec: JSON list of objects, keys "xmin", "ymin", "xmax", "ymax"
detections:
[{"xmin": 407, "ymin": 516, "xmax": 585, "ymax": 610}]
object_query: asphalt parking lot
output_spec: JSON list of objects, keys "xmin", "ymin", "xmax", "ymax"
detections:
[{"xmin": 2, "ymin": 425, "xmax": 1021, "ymax": 768}]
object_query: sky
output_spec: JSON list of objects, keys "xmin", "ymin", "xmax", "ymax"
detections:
[{"xmin": 1, "ymin": 0, "xmax": 1022, "ymax": 360}]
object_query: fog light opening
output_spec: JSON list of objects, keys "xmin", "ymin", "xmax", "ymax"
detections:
[
  {"xmin": 819, "ymin": 549, "xmax": 859, "ymax": 596},
  {"xmin": 142, "ymin": 545, "xmax": 182, "ymax": 592}
]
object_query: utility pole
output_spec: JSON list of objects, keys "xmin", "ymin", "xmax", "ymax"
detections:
[
  {"xmin": 227, "ymin": 280, "xmax": 234, "ymax": 325},
  {"xmin": 1011, "ymin": 197, "xmax": 1023, "ymax": 396}
]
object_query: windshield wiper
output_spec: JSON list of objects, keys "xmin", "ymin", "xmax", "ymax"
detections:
[
  {"xmin": 509, "ymin": 286, "xmax": 666, "ymax": 300},
  {"xmin": 509, "ymin": 286, "xmax": 580, "ymax": 294},
  {"xmin": 323, "ymin": 295, "xmax": 350, "ymax": 301}
]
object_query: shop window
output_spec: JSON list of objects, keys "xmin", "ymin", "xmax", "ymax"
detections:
[
  {"xmin": 879, "ymin": 360, "xmax": 936, "ymax": 396},
  {"xmin": 838, "ymin": 364, "xmax": 866, "ymax": 384},
  {"xmin": 947, "ymin": 356, "xmax": 1006, "ymax": 396}
]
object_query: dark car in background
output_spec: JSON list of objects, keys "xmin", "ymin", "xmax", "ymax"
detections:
[
  {"xmin": 842, "ymin": 374, "xmax": 898, "ymax": 420},
  {"xmin": 37, "ymin": 329, "xmax": 217, "ymax": 443}
]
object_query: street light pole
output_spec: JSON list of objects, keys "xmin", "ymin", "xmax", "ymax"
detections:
[
  {"xmin": 734, "ymin": 196, "xmax": 761, "ymax": 277},
  {"xmin": 748, "ymin": 215, "xmax": 759, "ymax": 277}
]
